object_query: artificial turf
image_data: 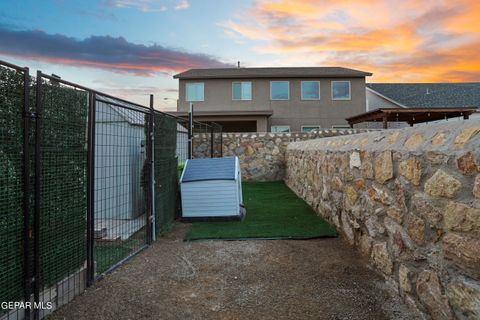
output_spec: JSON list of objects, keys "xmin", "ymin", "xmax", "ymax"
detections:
[{"xmin": 184, "ymin": 181, "xmax": 337, "ymax": 241}]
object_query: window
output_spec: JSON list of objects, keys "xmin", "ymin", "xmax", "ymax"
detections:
[
  {"xmin": 232, "ymin": 82, "xmax": 252, "ymax": 100},
  {"xmin": 271, "ymin": 125, "xmax": 290, "ymax": 133},
  {"xmin": 186, "ymin": 83, "xmax": 204, "ymax": 101},
  {"xmin": 270, "ymin": 81, "xmax": 289, "ymax": 100},
  {"xmin": 331, "ymin": 81, "xmax": 351, "ymax": 100},
  {"xmin": 301, "ymin": 125, "xmax": 321, "ymax": 132},
  {"xmin": 301, "ymin": 81, "xmax": 320, "ymax": 100}
]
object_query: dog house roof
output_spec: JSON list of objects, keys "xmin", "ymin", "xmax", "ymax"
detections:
[{"xmin": 182, "ymin": 157, "xmax": 237, "ymax": 182}]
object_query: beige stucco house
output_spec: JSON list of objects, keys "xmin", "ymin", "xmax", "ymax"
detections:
[{"xmin": 171, "ymin": 67, "xmax": 372, "ymax": 132}]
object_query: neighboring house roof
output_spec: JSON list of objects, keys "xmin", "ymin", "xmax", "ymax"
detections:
[
  {"xmin": 174, "ymin": 67, "xmax": 372, "ymax": 79},
  {"xmin": 367, "ymin": 83, "xmax": 480, "ymax": 109},
  {"xmin": 182, "ymin": 157, "xmax": 236, "ymax": 182}
]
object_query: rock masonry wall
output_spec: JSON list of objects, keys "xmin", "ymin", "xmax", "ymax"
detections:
[
  {"xmin": 285, "ymin": 120, "xmax": 480, "ymax": 320},
  {"xmin": 193, "ymin": 130, "xmax": 372, "ymax": 181}
]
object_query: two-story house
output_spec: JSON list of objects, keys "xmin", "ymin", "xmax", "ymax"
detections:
[{"xmin": 171, "ymin": 67, "xmax": 372, "ymax": 132}]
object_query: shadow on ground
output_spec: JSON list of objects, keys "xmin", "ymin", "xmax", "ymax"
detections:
[{"xmin": 48, "ymin": 223, "xmax": 419, "ymax": 320}]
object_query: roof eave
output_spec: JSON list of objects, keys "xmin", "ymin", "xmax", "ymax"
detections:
[{"xmin": 174, "ymin": 74, "xmax": 372, "ymax": 80}]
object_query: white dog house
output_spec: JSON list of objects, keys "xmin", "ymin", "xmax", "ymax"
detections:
[{"xmin": 180, "ymin": 157, "xmax": 244, "ymax": 220}]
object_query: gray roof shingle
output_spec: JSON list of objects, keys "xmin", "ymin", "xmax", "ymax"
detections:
[
  {"xmin": 367, "ymin": 83, "xmax": 480, "ymax": 108},
  {"xmin": 174, "ymin": 67, "xmax": 372, "ymax": 79}
]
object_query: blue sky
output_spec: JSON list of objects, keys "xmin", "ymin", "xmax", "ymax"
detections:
[
  {"xmin": 0, "ymin": 0, "xmax": 260, "ymax": 109},
  {"xmin": 1, "ymin": 0, "xmax": 479, "ymax": 110}
]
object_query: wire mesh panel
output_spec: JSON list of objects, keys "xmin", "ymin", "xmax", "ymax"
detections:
[
  {"xmin": 211, "ymin": 123, "xmax": 223, "ymax": 158},
  {"xmin": 153, "ymin": 112, "xmax": 178, "ymax": 235},
  {"xmin": 35, "ymin": 75, "xmax": 89, "ymax": 318},
  {"xmin": 191, "ymin": 121, "xmax": 210, "ymax": 159},
  {"xmin": 190, "ymin": 121, "xmax": 222, "ymax": 159},
  {"xmin": 93, "ymin": 97, "xmax": 149, "ymax": 275},
  {"xmin": 0, "ymin": 62, "xmax": 27, "ymax": 319},
  {"xmin": 176, "ymin": 118, "xmax": 189, "ymax": 166}
]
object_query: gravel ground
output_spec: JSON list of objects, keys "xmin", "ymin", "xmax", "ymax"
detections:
[{"xmin": 49, "ymin": 223, "xmax": 418, "ymax": 320}]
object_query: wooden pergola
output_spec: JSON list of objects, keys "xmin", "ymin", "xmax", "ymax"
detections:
[{"xmin": 345, "ymin": 107, "xmax": 477, "ymax": 129}]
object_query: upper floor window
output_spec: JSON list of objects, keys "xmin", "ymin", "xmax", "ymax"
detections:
[
  {"xmin": 331, "ymin": 81, "xmax": 351, "ymax": 100},
  {"xmin": 186, "ymin": 83, "xmax": 204, "ymax": 101},
  {"xmin": 301, "ymin": 81, "xmax": 320, "ymax": 100},
  {"xmin": 270, "ymin": 81, "xmax": 289, "ymax": 100},
  {"xmin": 232, "ymin": 82, "xmax": 252, "ymax": 100}
]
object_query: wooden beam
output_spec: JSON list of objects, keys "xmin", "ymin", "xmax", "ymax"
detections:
[
  {"xmin": 345, "ymin": 108, "xmax": 477, "ymax": 126},
  {"xmin": 383, "ymin": 115, "xmax": 388, "ymax": 129}
]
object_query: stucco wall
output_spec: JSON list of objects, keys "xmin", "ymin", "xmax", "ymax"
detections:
[
  {"xmin": 192, "ymin": 129, "xmax": 374, "ymax": 181},
  {"xmin": 285, "ymin": 120, "xmax": 480, "ymax": 319},
  {"xmin": 179, "ymin": 77, "xmax": 367, "ymax": 131}
]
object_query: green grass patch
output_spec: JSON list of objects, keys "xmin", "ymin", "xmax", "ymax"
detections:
[
  {"xmin": 184, "ymin": 181, "xmax": 337, "ymax": 241},
  {"xmin": 94, "ymin": 228, "xmax": 146, "ymax": 274},
  {"xmin": 177, "ymin": 162, "xmax": 185, "ymax": 179},
  {"xmin": 94, "ymin": 245, "xmax": 132, "ymax": 274}
]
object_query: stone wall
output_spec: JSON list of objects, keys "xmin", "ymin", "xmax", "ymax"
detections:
[
  {"xmin": 285, "ymin": 120, "xmax": 480, "ymax": 319},
  {"xmin": 193, "ymin": 129, "xmax": 373, "ymax": 181}
]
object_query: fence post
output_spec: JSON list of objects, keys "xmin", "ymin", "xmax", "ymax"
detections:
[
  {"xmin": 22, "ymin": 66, "xmax": 32, "ymax": 320},
  {"xmin": 220, "ymin": 126, "xmax": 223, "ymax": 157},
  {"xmin": 210, "ymin": 125, "xmax": 214, "ymax": 158},
  {"xmin": 86, "ymin": 91, "xmax": 96, "ymax": 287},
  {"xmin": 188, "ymin": 103, "xmax": 193, "ymax": 159},
  {"xmin": 147, "ymin": 94, "xmax": 155, "ymax": 244},
  {"xmin": 33, "ymin": 71, "xmax": 43, "ymax": 320}
]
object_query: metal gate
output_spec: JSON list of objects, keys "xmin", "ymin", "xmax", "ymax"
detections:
[{"xmin": 89, "ymin": 93, "xmax": 153, "ymax": 278}]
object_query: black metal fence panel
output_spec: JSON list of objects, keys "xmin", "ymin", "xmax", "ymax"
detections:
[
  {"xmin": 0, "ymin": 59, "xmax": 222, "ymax": 320},
  {"xmin": 153, "ymin": 112, "xmax": 178, "ymax": 236},
  {"xmin": 93, "ymin": 96, "xmax": 149, "ymax": 276},
  {"xmin": 189, "ymin": 121, "xmax": 223, "ymax": 159},
  {"xmin": 0, "ymin": 62, "xmax": 27, "ymax": 318},
  {"xmin": 34, "ymin": 73, "xmax": 89, "ymax": 319},
  {"xmin": 176, "ymin": 117, "xmax": 189, "ymax": 165}
]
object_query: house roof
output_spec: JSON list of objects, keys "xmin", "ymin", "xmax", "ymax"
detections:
[
  {"xmin": 182, "ymin": 157, "xmax": 237, "ymax": 182},
  {"xmin": 367, "ymin": 83, "xmax": 480, "ymax": 109},
  {"xmin": 174, "ymin": 67, "xmax": 372, "ymax": 79}
]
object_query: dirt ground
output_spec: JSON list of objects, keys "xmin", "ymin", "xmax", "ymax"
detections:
[{"xmin": 49, "ymin": 223, "xmax": 418, "ymax": 320}]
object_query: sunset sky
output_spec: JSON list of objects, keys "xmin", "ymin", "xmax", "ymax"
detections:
[{"xmin": 1, "ymin": 0, "xmax": 479, "ymax": 110}]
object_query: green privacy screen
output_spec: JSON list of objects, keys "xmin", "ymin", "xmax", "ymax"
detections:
[
  {"xmin": 153, "ymin": 112, "xmax": 178, "ymax": 236},
  {"xmin": 1, "ymin": 60, "xmax": 182, "ymax": 314},
  {"xmin": 38, "ymin": 80, "xmax": 88, "ymax": 287},
  {"xmin": 0, "ymin": 64, "xmax": 26, "ymax": 305}
]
